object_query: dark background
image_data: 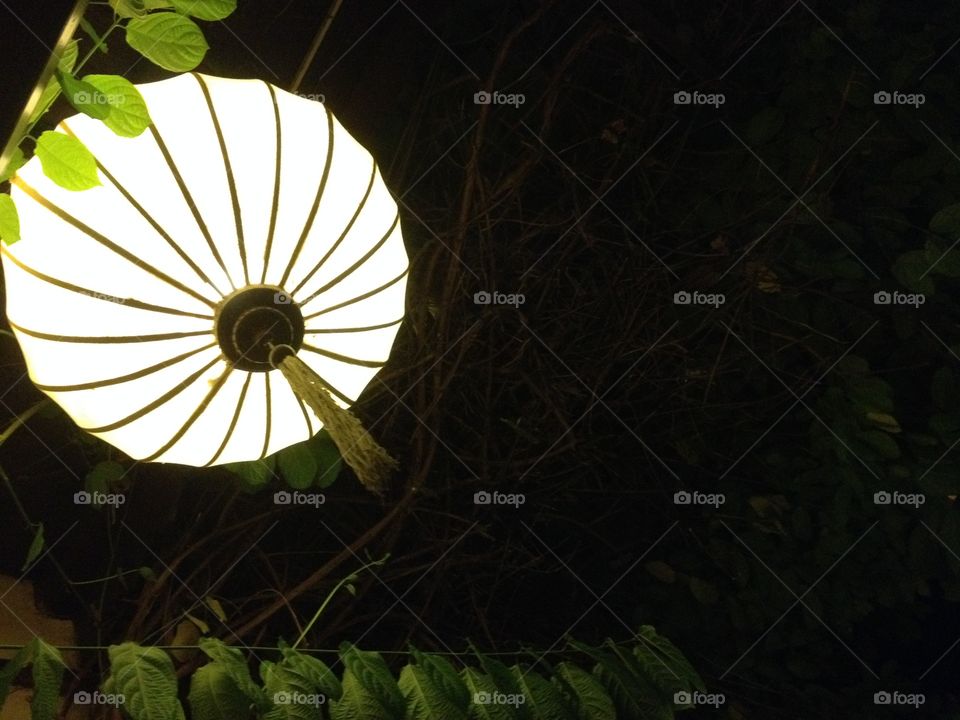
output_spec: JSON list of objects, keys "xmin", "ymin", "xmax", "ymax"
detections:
[{"xmin": 2, "ymin": 1, "xmax": 960, "ymax": 718}]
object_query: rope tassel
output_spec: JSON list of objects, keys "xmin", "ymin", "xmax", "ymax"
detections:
[{"xmin": 270, "ymin": 345, "xmax": 397, "ymax": 496}]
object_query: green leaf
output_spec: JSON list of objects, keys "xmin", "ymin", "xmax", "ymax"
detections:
[
  {"xmin": 0, "ymin": 643, "xmax": 32, "ymax": 710},
  {"xmin": 35, "ymin": 131, "xmax": 100, "ymax": 191},
  {"xmin": 511, "ymin": 666, "xmax": 575, "ymax": 720},
  {"xmin": 83, "ymin": 74, "xmax": 153, "ymax": 137},
  {"xmin": 415, "ymin": 652, "xmax": 470, "ymax": 710},
  {"xmin": 126, "ymin": 12, "xmax": 209, "ymax": 72},
  {"xmin": 189, "ymin": 663, "xmax": 253, "ymax": 720},
  {"xmin": 56, "ymin": 70, "xmax": 112, "ymax": 120},
  {"xmin": 22, "ymin": 523, "xmax": 44, "ymax": 571},
  {"xmin": 891, "ymin": 250, "xmax": 934, "ymax": 294},
  {"xmin": 79, "ymin": 18, "xmax": 110, "ymax": 53},
  {"xmin": 31, "ymin": 639, "xmax": 66, "ymax": 720},
  {"xmin": 329, "ymin": 670, "xmax": 394, "ymax": 720},
  {"xmin": 552, "ymin": 663, "xmax": 614, "ymax": 720},
  {"xmin": 0, "ymin": 194, "xmax": 20, "ymax": 245},
  {"xmin": 469, "ymin": 645, "xmax": 529, "ymax": 720},
  {"xmin": 27, "ymin": 40, "xmax": 80, "ymax": 127},
  {"xmin": 86, "ymin": 460, "xmax": 126, "ymax": 496},
  {"xmin": 170, "ymin": 0, "xmax": 237, "ymax": 21},
  {"xmin": 278, "ymin": 442, "xmax": 318, "ymax": 490},
  {"xmin": 309, "ymin": 431, "xmax": 343, "ymax": 488},
  {"xmin": 399, "ymin": 663, "xmax": 470, "ymax": 720},
  {"xmin": 105, "ymin": 643, "xmax": 180, "ymax": 720},
  {"xmin": 0, "ymin": 148, "xmax": 26, "ymax": 184},
  {"xmin": 226, "ymin": 455, "xmax": 275, "ymax": 489},
  {"xmin": 635, "ymin": 626, "xmax": 705, "ymax": 693},
  {"xmin": 197, "ymin": 638, "xmax": 268, "ymax": 710},
  {"xmin": 857, "ymin": 430, "xmax": 900, "ymax": 459},
  {"xmin": 58, "ymin": 39, "xmax": 80, "ymax": 72},
  {"xmin": 110, "ymin": 0, "xmax": 173, "ymax": 17},
  {"xmin": 279, "ymin": 644, "xmax": 342, "ymax": 701},
  {"xmin": 461, "ymin": 668, "xmax": 516, "ymax": 720},
  {"xmin": 339, "ymin": 643, "xmax": 405, "ymax": 719}
]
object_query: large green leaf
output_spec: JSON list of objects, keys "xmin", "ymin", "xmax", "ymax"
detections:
[
  {"xmin": 126, "ymin": 12, "xmax": 208, "ymax": 71},
  {"xmin": 552, "ymin": 663, "xmax": 614, "ymax": 720},
  {"xmin": 470, "ymin": 646, "xmax": 530, "ymax": 720},
  {"xmin": 105, "ymin": 643, "xmax": 181, "ymax": 720},
  {"xmin": 170, "ymin": 0, "xmax": 237, "ymax": 20},
  {"xmin": 56, "ymin": 70, "xmax": 111, "ymax": 120},
  {"xmin": 0, "ymin": 194, "xmax": 20, "ymax": 245},
  {"xmin": 309, "ymin": 431, "xmax": 342, "ymax": 488},
  {"xmin": 188, "ymin": 663, "xmax": 252, "ymax": 720},
  {"xmin": 329, "ymin": 670, "xmax": 395, "ymax": 720},
  {"xmin": 0, "ymin": 643, "xmax": 31, "ymax": 709},
  {"xmin": 83, "ymin": 74, "xmax": 152, "ymax": 137},
  {"xmin": 197, "ymin": 638, "xmax": 268, "ymax": 710},
  {"xmin": 30, "ymin": 639, "xmax": 65, "ymax": 720},
  {"xmin": 34, "ymin": 131, "xmax": 100, "ymax": 191},
  {"xmin": 398, "ymin": 663, "xmax": 469, "ymax": 720},
  {"xmin": 635, "ymin": 625, "xmax": 706, "ymax": 693},
  {"xmin": 278, "ymin": 644, "xmax": 342, "ymax": 700},
  {"xmin": 461, "ymin": 668, "xmax": 517, "ymax": 720},
  {"xmin": 277, "ymin": 442, "xmax": 318, "ymax": 490},
  {"xmin": 510, "ymin": 667, "xmax": 575, "ymax": 720},
  {"xmin": 339, "ymin": 643, "xmax": 405, "ymax": 718}
]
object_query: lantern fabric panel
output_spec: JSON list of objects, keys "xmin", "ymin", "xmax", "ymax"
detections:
[{"xmin": 3, "ymin": 73, "xmax": 408, "ymax": 466}]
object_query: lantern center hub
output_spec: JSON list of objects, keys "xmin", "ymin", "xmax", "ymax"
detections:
[{"xmin": 214, "ymin": 285, "xmax": 305, "ymax": 372}]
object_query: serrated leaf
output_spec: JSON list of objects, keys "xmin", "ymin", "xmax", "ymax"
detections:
[
  {"xmin": 399, "ymin": 664, "xmax": 469, "ymax": 720},
  {"xmin": 198, "ymin": 638, "xmax": 268, "ymax": 709},
  {"xmin": 188, "ymin": 663, "xmax": 251, "ymax": 720},
  {"xmin": 57, "ymin": 70, "xmax": 112, "ymax": 120},
  {"xmin": 414, "ymin": 651, "xmax": 470, "ymax": 710},
  {"xmin": 278, "ymin": 442, "xmax": 318, "ymax": 490},
  {"xmin": 339, "ymin": 643, "xmax": 405, "ymax": 718},
  {"xmin": 279, "ymin": 644, "xmax": 342, "ymax": 701},
  {"xmin": 83, "ymin": 74, "xmax": 152, "ymax": 137},
  {"xmin": 511, "ymin": 666, "xmax": 575, "ymax": 720},
  {"xmin": 22, "ymin": 523, "xmax": 44, "ymax": 571},
  {"xmin": 170, "ymin": 0, "xmax": 236, "ymax": 21},
  {"xmin": 461, "ymin": 668, "xmax": 516, "ymax": 720},
  {"xmin": 30, "ymin": 638, "xmax": 66, "ymax": 720},
  {"xmin": 636, "ymin": 626, "xmax": 705, "ymax": 693},
  {"xmin": 58, "ymin": 39, "xmax": 79, "ymax": 72},
  {"xmin": 329, "ymin": 669, "xmax": 394, "ymax": 720},
  {"xmin": 553, "ymin": 663, "xmax": 614, "ymax": 720},
  {"xmin": 591, "ymin": 656, "xmax": 671, "ymax": 720},
  {"xmin": 35, "ymin": 131, "xmax": 100, "ymax": 191},
  {"xmin": 0, "ymin": 643, "xmax": 31, "ymax": 709},
  {"xmin": 126, "ymin": 13, "xmax": 208, "ymax": 72},
  {"xmin": 105, "ymin": 643, "xmax": 180, "ymax": 720},
  {"xmin": 0, "ymin": 193, "xmax": 20, "ymax": 245}
]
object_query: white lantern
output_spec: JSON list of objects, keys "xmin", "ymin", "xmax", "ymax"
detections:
[{"xmin": 3, "ymin": 73, "xmax": 407, "ymax": 486}]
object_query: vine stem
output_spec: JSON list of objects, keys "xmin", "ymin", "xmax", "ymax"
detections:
[
  {"xmin": 291, "ymin": 554, "xmax": 389, "ymax": 650},
  {"xmin": 0, "ymin": 398, "xmax": 49, "ymax": 448},
  {"xmin": 289, "ymin": 0, "xmax": 344, "ymax": 93}
]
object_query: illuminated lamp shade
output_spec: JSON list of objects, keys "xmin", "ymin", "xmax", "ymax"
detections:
[{"xmin": 3, "ymin": 73, "xmax": 408, "ymax": 490}]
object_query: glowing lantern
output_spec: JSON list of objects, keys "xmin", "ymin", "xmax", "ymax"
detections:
[{"xmin": 3, "ymin": 73, "xmax": 407, "ymax": 490}]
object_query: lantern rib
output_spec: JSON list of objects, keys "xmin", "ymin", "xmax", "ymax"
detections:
[
  {"xmin": 12, "ymin": 178, "xmax": 219, "ymax": 310},
  {"xmin": 7, "ymin": 320, "xmax": 212, "ymax": 344},
  {"xmin": 148, "ymin": 125, "xmax": 238, "ymax": 292},
  {"xmin": 300, "ymin": 212, "xmax": 400, "ymax": 306},
  {"xmin": 299, "ymin": 343, "xmax": 386, "ymax": 369},
  {"xmin": 34, "ymin": 341, "xmax": 218, "ymax": 392},
  {"xmin": 301, "ymin": 266, "xmax": 408, "ymax": 319},
  {"xmin": 260, "ymin": 82, "xmax": 283, "ymax": 285},
  {"xmin": 277, "ymin": 105, "xmax": 335, "ymax": 289},
  {"xmin": 194, "ymin": 74, "xmax": 250, "ymax": 286},
  {"xmin": 290, "ymin": 157, "xmax": 377, "ymax": 298},
  {"xmin": 204, "ymin": 372, "xmax": 253, "ymax": 466},
  {"xmin": 142, "ymin": 362, "xmax": 235, "ymax": 462},
  {"xmin": 81, "ymin": 353, "xmax": 224, "ymax": 433},
  {"xmin": 261, "ymin": 373, "xmax": 272, "ymax": 459},
  {"xmin": 60, "ymin": 122, "xmax": 227, "ymax": 299},
  {"xmin": 304, "ymin": 317, "xmax": 404, "ymax": 334},
  {"xmin": 0, "ymin": 245, "xmax": 213, "ymax": 320}
]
